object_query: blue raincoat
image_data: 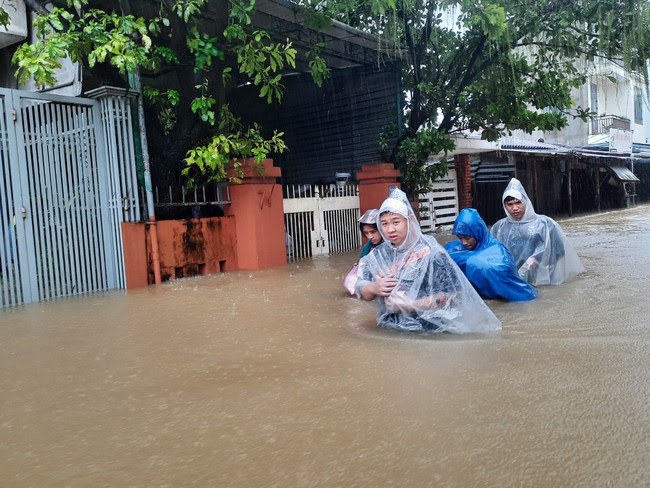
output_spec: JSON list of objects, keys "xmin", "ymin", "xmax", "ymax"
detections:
[{"xmin": 445, "ymin": 208, "xmax": 539, "ymax": 301}]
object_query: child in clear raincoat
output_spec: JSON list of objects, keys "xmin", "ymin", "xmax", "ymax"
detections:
[
  {"xmin": 343, "ymin": 209, "xmax": 383, "ymax": 294},
  {"xmin": 445, "ymin": 208, "xmax": 538, "ymax": 301},
  {"xmin": 491, "ymin": 178, "xmax": 584, "ymax": 286},
  {"xmin": 355, "ymin": 188, "xmax": 502, "ymax": 333}
]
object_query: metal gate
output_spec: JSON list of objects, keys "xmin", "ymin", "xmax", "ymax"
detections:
[
  {"xmin": 283, "ymin": 184, "xmax": 361, "ymax": 261},
  {"xmin": 418, "ymin": 169, "xmax": 459, "ymax": 232},
  {"xmin": 0, "ymin": 88, "xmax": 138, "ymax": 307}
]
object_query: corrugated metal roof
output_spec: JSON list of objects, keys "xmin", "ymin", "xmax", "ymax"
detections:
[
  {"xmin": 608, "ymin": 166, "xmax": 640, "ymax": 182},
  {"xmin": 498, "ymin": 136, "xmax": 568, "ymax": 153}
]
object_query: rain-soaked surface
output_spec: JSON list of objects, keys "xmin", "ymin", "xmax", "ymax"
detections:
[{"xmin": 1, "ymin": 205, "xmax": 649, "ymax": 487}]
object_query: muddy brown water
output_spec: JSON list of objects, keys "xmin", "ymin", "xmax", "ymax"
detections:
[{"xmin": 1, "ymin": 205, "xmax": 649, "ymax": 487}]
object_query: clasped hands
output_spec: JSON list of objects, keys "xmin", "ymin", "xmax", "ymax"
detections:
[{"xmin": 371, "ymin": 273, "xmax": 446, "ymax": 313}]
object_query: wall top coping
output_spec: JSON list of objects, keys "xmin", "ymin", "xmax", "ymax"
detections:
[
  {"xmin": 356, "ymin": 162, "xmax": 400, "ymax": 181},
  {"xmin": 227, "ymin": 158, "xmax": 281, "ymax": 180},
  {"xmin": 85, "ymin": 85, "xmax": 137, "ymax": 99}
]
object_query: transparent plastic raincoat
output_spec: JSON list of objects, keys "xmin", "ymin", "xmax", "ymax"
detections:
[
  {"xmin": 358, "ymin": 209, "xmax": 381, "ymax": 258},
  {"xmin": 355, "ymin": 188, "xmax": 502, "ymax": 333},
  {"xmin": 444, "ymin": 208, "xmax": 539, "ymax": 301},
  {"xmin": 491, "ymin": 178, "xmax": 584, "ymax": 286},
  {"xmin": 344, "ymin": 209, "xmax": 381, "ymax": 294}
]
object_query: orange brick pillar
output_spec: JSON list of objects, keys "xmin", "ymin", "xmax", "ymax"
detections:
[
  {"xmin": 224, "ymin": 158, "xmax": 286, "ymax": 270},
  {"xmin": 356, "ymin": 163, "xmax": 401, "ymax": 215},
  {"xmin": 455, "ymin": 154, "xmax": 473, "ymax": 209}
]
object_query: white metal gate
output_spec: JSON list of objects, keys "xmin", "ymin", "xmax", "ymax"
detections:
[
  {"xmin": 419, "ymin": 169, "xmax": 459, "ymax": 232},
  {"xmin": 0, "ymin": 88, "xmax": 139, "ymax": 307},
  {"xmin": 283, "ymin": 184, "xmax": 361, "ymax": 261}
]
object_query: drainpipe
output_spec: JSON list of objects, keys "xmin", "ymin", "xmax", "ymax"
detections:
[{"xmin": 129, "ymin": 67, "xmax": 162, "ymax": 284}]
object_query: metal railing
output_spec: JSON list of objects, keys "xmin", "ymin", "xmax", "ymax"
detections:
[
  {"xmin": 149, "ymin": 182, "xmax": 231, "ymax": 208},
  {"xmin": 591, "ymin": 115, "xmax": 630, "ymax": 135},
  {"xmin": 283, "ymin": 182, "xmax": 359, "ymax": 199}
]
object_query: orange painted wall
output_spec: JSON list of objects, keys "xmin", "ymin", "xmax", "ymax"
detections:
[
  {"xmin": 357, "ymin": 163, "xmax": 401, "ymax": 214},
  {"xmin": 155, "ymin": 217, "xmax": 237, "ymax": 280},
  {"xmin": 225, "ymin": 183, "xmax": 286, "ymax": 269},
  {"xmin": 224, "ymin": 158, "xmax": 287, "ymax": 270},
  {"xmin": 121, "ymin": 222, "xmax": 149, "ymax": 289},
  {"xmin": 121, "ymin": 217, "xmax": 237, "ymax": 288},
  {"xmin": 121, "ymin": 159, "xmax": 288, "ymax": 285}
]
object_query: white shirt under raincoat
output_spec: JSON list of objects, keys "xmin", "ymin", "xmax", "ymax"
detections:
[
  {"xmin": 491, "ymin": 178, "xmax": 584, "ymax": 286},
  {"xmin": 355, "ymin": 188, "xmax": 502, "ymax": 334}
]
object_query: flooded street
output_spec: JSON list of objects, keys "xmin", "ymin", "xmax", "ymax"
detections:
[{"xmin": 1, "ymin": 205, "xmax": 649, "ymax": 487}]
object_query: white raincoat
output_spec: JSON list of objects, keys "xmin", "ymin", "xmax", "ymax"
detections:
[
  {"xmin": 491, "ymin": 178, "xmax": 584, "ymax": 286},
  {"xmin": 355, "ymin": 188, "xmax": 502, "ymax": 333}
]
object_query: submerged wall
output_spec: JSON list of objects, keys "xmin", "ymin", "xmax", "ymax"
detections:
[{"xmin": 122, "ymin": 217, "xmax": 237, "ymax": 288}]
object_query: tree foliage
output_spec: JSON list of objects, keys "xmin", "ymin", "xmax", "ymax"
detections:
[
  {"xmin": 297, "ymin": 0, "xmax": 650, "ymax": 196},
  {"xmin": 9, "ymin": 0, "xmax": 326, "ymax": 186}
]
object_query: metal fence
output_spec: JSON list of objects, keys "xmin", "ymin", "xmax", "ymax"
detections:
[
  {"xmin": 0, "ymin": 94, "xmax": 22, "ymax": 306},
  {"xmin": 152, "ymin": 182, "xmax": 231, "ymax": 208},
  {"xmin": 0, "ymin": 87, "xmax": 139, "ymax": 307}
]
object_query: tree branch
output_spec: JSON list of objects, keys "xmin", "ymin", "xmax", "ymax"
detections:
[{"xmin": 439, "ymin": 34, "xmax": 488, "ymax": 132}]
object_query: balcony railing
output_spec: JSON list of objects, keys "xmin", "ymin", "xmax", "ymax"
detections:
[{"xmin": 591, "ymin": 115, "xmax": 631, "ymax": 135}]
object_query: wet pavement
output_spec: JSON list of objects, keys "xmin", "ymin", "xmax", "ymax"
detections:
[{"xmin": 1, "ymin": 205, "xmax": 649, "ymax": 487}]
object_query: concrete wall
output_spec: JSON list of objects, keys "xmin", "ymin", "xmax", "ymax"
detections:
[{"xmin": 122, "ymin": 217, "xmax": 238, "ymax": 288}]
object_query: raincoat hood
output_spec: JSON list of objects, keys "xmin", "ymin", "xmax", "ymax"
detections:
[
  {"xmin": 492, "ymin": 179, "xmax": 585, "ymax": 286},
  {"xmin": 445, "ymin": 208, "xmax": 539, "ymax": 301},
  {"xmin": 358, "ymin": 209, "xmax": 379, "ymax": 225},
  {"xmin": 502, "ymin": 178, "xmax": 537, "ymax": 223},
  {"xmin": 378, "ymin": 187, "xmax": 421, "ymax": 251},
  {"xmin": 452, "ymin": 208, "xmax": 496, "ymax": 252}
]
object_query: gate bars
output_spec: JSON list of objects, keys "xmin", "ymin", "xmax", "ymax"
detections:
[
  {"xmin": 0, "ymin": 88, "xmax": 139, "ymax": 307},
  {"xmin": 283, "ymin": 184, "xmax": 361, "ymax": 262},
  {"xmin": 0, "ymin": 93, "xmax": 23, "ymax": 306}
]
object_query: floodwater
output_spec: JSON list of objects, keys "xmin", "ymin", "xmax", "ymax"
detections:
[{"xmin": 1, "ymin": 206, "xmax": 649, "ymax": 487}]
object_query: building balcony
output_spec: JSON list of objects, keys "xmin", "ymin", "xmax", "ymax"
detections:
[
  {"xmin": 0, "ymin": 0, "xmax": 28, "ymax": 49},
  {"xmin": 591, "ymin": 115, "xmax": 631, "ymax": 135}
]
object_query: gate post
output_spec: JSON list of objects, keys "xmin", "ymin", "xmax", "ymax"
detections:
[
  {"xmin": 224, "ymin": 158, "xmax": 286, "ymax": 270},
  {"xmin": 356, "ymin": 163, "xmax": 401, "ymax": 214},
  {"xmin": 86, "ymin": 86, "xmax": 141, "ymax": 289},
  {"xmin": 455, "ymin": 154, "xmax": 473, "ymax": 209}
]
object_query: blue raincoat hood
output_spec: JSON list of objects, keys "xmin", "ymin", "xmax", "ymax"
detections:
[
  {"xmin": 445, "ymin": 208, "xmax": 538, "ymax": 302},
  {"xmin": 451, "ymin": 208, "xmax": 497, "ymax": 252}
]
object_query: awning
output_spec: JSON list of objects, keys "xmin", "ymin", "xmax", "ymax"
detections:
[{"xmin": 608, "ymin": 165, "xmax": 640, "ymax": 182}]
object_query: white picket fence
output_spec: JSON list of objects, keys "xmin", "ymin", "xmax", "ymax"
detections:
[
  {"xmin": 418, "ymin": 169, "xmax": 459, "ymax": 232},
  {"xmin": 283, "ymin": 184, "xmax": 361, "ymax": 262}
]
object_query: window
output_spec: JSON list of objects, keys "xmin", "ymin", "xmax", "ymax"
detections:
[
  {"xmin": 590, "ymin": 83, "xmax": 599, "ymax": 114},
  {"xmin": 634, "ymin": 87, "xmax": 643, "ymax": 125}
]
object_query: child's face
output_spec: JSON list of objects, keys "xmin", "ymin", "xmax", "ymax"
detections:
[
  {"xmin": 361, "ymin": 225, "xmax": 382, "ymax": 245},
  {"xmin": 380, "ymin": 212, "xmax": 409, "ymax": 246},
  {"xmin": 458, "ymin": 235, "xmax": 478, "ymax": 250}
]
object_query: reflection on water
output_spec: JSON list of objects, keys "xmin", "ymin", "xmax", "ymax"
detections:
[{"xmin": 1, "ymin": 205, "xmax": 650, "ymax": 487}]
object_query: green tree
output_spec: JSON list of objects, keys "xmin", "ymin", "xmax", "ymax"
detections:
[
  {"xmin": 298, "ymin": 0, "xmax": 650, "ymax": 197},
  {"xmin": 9, "ymin": 0, "xmax": 329, "ymax": 186}
]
